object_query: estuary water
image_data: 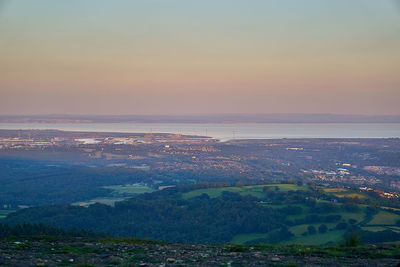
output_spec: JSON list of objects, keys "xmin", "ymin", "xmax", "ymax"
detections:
[{"xmin": 0, "ymin": 123, "xmax": 400, "ymax": 141}]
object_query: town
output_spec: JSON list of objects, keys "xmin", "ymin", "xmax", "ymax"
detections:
[{"xmin": 1, "ymin": 130, "xmax": 399, "ymax": 200}]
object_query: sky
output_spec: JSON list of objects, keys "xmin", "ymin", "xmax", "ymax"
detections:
[{"xmin": 0, "ymin": 0, "xmax": 399, "ymax": 115}]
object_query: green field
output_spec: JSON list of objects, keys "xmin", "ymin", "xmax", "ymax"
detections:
[
  {"xmin": 282, "ymin": 230, "xmax": 346, "ymax": 245},
  {"xmin": 231, "ymin": 233, "xmax": 270, "ymax": 244},
  {"xmin": 367, "ymin": 210, "xmax": 400, "ymax": 225},
  {"xmin": 182, "ymin": 184, "xmax": 307, "ymax": 199},
  {"xmin": 362, "ymin": 226, "xmax": 388, "ymax": 232},
  {"xmin": 0, "ymin": 210, "xmax": 16, "ymax": 219},
  {"xmin": 230, "ymin": 204, "xmax": 400, "ymax": 245},
  {"xmin": 322, "ymin": 187, "xmax": 366, "ymax": 199},
  {"xmin": 231, "ymin": 226, "xmax": 345, "ymax": 245},
  {"xmin": 323, "ymin": 188, "xmax": 348, "ymax": 193},
  {"xmin": 194, "ymin": 184, "xmax": 386, "ymax": 246},
  {"xmin": 199, "ymin": 183, "xmax": 400, "ymax": 245},
  {"xmin": 72, "ymin": 184, "xmax": 156, "ymax": 207},
  {"xmin": 72, "ymin": 197, "xmax": 129, "ymax": 207},
  {"xmin": 361, "ymin": 225, "xmax": 400, "ymax": 233},
  {"xmin": 226, "ymin": 185, "xmax": 373, "ymax": 246},
  {"xmin": 263, "ymin": 203, "xmax": 365, "ymax": 224},
  {"xmin": 389, "ymin": 226, "xmax": 400, "ymax": 233},
  {"xmin": 340, "ymin": 210, "xmax": 366, "ymax": 223},
  {"xmin": 104, "ymin": 184, "xmax": 155, "ymax": 195},
  {"xmin": 289, "ymin": 223, "xmax": 337, "ymax": 236},
  {"xmin": 81, "ymin": 184, "xmax": 400, "ymax": 245}
]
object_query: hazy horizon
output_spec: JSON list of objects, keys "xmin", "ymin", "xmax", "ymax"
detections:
[
  {"xmin": 2, "ymin": 113, "xmax": 400, "ymax": 124},
  {"xmin": 1, "ymin": 0, "xmax": 400, "ymax": 115},
  {"xmin": 1, "ymin": 112, "xmax": 400, "ymax": 116}
]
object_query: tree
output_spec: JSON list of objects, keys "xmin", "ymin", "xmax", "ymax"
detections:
[
  {"xmin": 348, "ymin": 218, "xmax": 357, "ymax": 225},
  {"xmin": 307, "ymin": 225, "xmax": 316, "ymax": 235},
  {"xmin": 335, "ymin": 222, "xmax": 348, "ymax": 230},
  {"xmin": 263, "ymin": 186, "xmax": 271, "ymax": 192},
  {"xmin": 318, "ymin": 224, "xmax": 328, "ymax": 233},
  {"xmin": 296, "ymin": 180, "xmax": 303, "ymax": 186},
  {"xmin": 344, "ymin": 232, "xmax": 360, "ymax": 247}
]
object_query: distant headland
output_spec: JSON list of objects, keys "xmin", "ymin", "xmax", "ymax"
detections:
[{"xmin": 1, "ymin": 114, "xmax": 400, "ymax": 124}]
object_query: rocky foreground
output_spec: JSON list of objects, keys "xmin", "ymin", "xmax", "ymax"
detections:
[{"xmin": 1, "ymin": 237, "xmax": 400, "ymax": 267}]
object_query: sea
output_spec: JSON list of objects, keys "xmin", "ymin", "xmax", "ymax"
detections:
[{"xmin": 0, "ymin": 123, "xmax": 400, "ymax": 141}]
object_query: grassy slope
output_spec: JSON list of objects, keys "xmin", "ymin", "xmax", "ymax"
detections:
[
  {"xmin": 103, "ymin": 184, "xmax": 155, "ymax": 195},
  {"xmin": 367, "ymin": 210, "xmax": 400, "ymax": 225},
  {"xmin": 231, "ymin": 233, "xmax": 270, "ymax": 244},
  {"xmin": 182, "ymin": 184, "xmax": 307, "ymax": 199},
  {"xmin": 216, "ymin": 185, "xmax": 400, "ymax": 245},
  {"xmin": 322, "ymin": 187, "xmax": 366, "ymax": 199},
  {"xmin": 282, "ymin": 230, "xmax": 346, "ymax": 245},
  {"xmin": 73, "ymin": 184, "xmax": 155, "ymax": 207},
  {"xmin": 0, "ymin": 210, "xmax": 15, "ymax": 219}
]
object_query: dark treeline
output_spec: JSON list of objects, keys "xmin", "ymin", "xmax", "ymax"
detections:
[
  {"xmin": 3, "ymin": 182, "xmax": 400, "ymax": 244},
  {"xmin": 0, "ymin": 158, "xmax": 151, "ymax": 206},
  {"xmin": 3, "ymin": 191, "xmax": 285, "ymax": 244},
  {"xmin": 0, "ymin": 223, "xmax": 100, "ymax": 238},
  {"xmin": 0, "ymin": 158, "xmax": 258, "ymax": 207}
]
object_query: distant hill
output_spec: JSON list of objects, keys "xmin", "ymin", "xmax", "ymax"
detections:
[{"xmin": 1, "ymin": 113, "xmax": 400, "ymax": 123}]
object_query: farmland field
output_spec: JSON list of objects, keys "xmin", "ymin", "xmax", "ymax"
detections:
[
  {"xmin": 334, "ymin": 193, "xmax": 366, "ymax": 199},
  {"xmin": 182, "ymin": 184, "xmax": 307, "ymax": 199},
  {"xmin": 340, "ymin": 210, "xmax": 366, "ymax": 223},
  {"xmin": 0, "ymin": 210, "xmax": 15, "ymax": 219},
  {"xmin": 231, "ymin": 233, "xmax": 270, "ymax": 244},
  {"xmin": 289, "ymin": 223, "xmax": 337, "ymax": 236},
  {"xmin": 72, "ymin": 197, "xmax": 129, "ymax": 207},
  {"xmin": 323, "ymin": 188, "xmax": 348, "ymax": 193},
  {"xmin": 389, "ymin": 226, "xmax": 400, "ymax": 233},
  {"xmin": 282, "ymin": 230, "xmax": 346, "ymax": 245},
  {"xmin": 322, "ymin": 187, "xmax": 366, "ymax": 199},
  {"xmin": 72, "ymin": 184, "xmax": 156, "ymax": 207},
  {"xmin": 103, "ymin": 184, "xmax": 155, "ymax": 195},
  {"xmin": 362, "ymin": 226, "xmax": 388, "ymax": 232},
  {"xmin": 367, "ymin": 210, "xmax": 400, "ymax": 225},
  {"xmin": 4, "ymin": 181, "xmax": 400, "ymax": 246},
  {"xmin": 231, "ymin": 224, "xmax": 345, "ymax": 245}
]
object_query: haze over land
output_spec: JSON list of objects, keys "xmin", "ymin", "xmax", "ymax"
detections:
[{"xmin": 0, "ymin": 0, "xmax": 400, "ymax": 115}]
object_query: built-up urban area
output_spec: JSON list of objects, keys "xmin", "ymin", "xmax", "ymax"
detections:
[{"xmin": 0, "ymin": 129, "xmax": 399, "ymax": 200}]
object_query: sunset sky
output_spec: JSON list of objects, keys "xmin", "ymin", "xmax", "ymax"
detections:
[{"xmin": 0, "ymin": 0, "xmax": 399, "ymax": 115}]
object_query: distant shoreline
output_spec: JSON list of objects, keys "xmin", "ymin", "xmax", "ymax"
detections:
[{"xmin": 0, "ymin": 122, "xmax": 399, "ymax": 140}]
